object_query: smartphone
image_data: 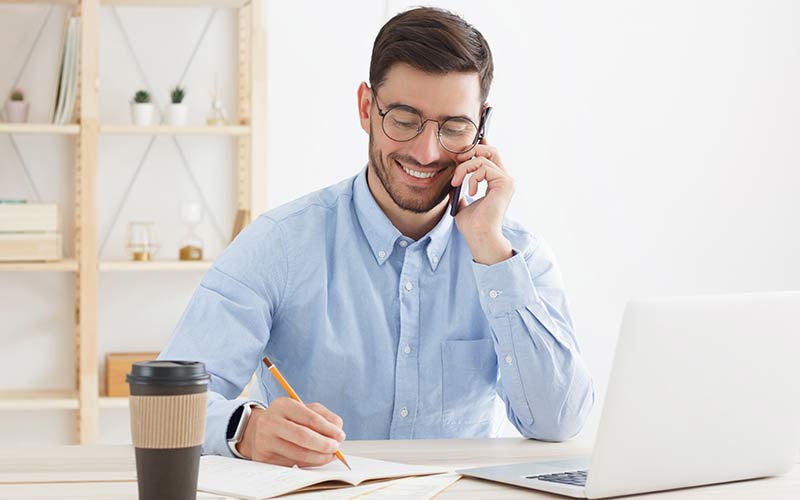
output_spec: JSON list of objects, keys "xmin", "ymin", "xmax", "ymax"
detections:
[{"xmin": 450, "ymin": 106, "xmax": 493, "ymax": 216}]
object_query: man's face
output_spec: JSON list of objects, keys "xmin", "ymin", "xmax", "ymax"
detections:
[{"xmin": 360, "ymin": 64, "xmax": 483, "ymax": 214}]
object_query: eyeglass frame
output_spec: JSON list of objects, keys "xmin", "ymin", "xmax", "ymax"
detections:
[{"xmin": 371, "ymin": 89, "xmax": 492, "ymax": 154}]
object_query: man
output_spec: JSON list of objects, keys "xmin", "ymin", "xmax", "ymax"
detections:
[{"xmin": 160, "ymin": 7, "xmax": 594, "ymax": 467}]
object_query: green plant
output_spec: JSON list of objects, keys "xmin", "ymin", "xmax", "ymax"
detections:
[
  {"xmin": 170, "ymin": 86, "xmax": 186, "ymax": 104},
  {"xmin": 9, "ymin": 89, "xmax": 24, "ymax": 101},
  {"xmin": 133, "ymin": 90, "xmax": 151, "ymax": 104}
]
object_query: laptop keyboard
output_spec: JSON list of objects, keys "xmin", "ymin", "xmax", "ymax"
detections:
[{"xmin": 526, "ymin": 469, "xmax": 588, "ymax": 487}]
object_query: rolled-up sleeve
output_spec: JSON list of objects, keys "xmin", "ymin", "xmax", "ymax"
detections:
[{"xmin": 472, "ymin": 233, "xmax": 594, "ymax": 441}]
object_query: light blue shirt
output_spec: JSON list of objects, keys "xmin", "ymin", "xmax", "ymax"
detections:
[{"xmin": 160, "ymin": 168, "xmax": 594, "ymax": 457}]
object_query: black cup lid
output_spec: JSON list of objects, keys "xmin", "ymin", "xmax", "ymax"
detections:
[{"xmin": 126, "ymin": 360, "xmax": 210, "ymax": 386}]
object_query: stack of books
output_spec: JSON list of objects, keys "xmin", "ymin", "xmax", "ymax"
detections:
[{"xmin": 0, "ymin": 201, "xmax": 62, "ymax": 261}]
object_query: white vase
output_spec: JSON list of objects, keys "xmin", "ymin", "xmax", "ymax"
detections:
[
  {"xmin": 167, "ymin": 103, "xmax": 188, "ymax": 126},
  {"xmin": 130, "ymin": 103, "xmax": 154, "ymax": 126},
  {"xmin": 4, "ymin": 100, "xmax": 29, "ymax": 123}
]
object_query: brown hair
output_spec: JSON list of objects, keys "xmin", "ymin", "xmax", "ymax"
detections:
[{"xmin": 369, "ymin": 7, "xmax": 494, "ymax": 103}]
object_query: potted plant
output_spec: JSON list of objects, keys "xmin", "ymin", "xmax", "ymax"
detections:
[
  {"xmin": 130, "ymin": 89, "xmax": 153, "ymax": 126},
  {"xmin": 4, "ymin": 89, "xmax": 29, "ymax": 123},
  {"xmin": 167, "ymin": 86, "xmax": 187, "ymax": 126}
]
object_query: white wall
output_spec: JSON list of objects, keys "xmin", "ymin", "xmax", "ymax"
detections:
[{"xmin": 1, "ymin": 0, "xmax": 798, "ymax": 445}]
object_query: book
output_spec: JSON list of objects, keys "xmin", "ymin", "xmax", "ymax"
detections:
[
  {"xmin": 197, "ymin": 455, "xmax": 449, "ymax": 500},
  {"xmin": 52, "ymin": 15, "xmax": 80, "ymax": 125},
  {"xmin": 50, "ymin": 11, "xmax": 71, "ymax": 124},
  {"xmin": 61, "ymin": 16, "xmax": 81, "ymax": 124}
]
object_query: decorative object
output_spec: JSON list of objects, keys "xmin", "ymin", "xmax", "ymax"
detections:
[
  {"xmin": 206, "ymin": 73, "xmax": 228, "ymax": 125},
  {"xmin": 5, "ymin": 88, "xmax": 29, "ymax": 123},
  {"xmin": 127, "ymin": 221, "xmax": 159, "ymax": 261},
  {"xmin": 178, "ymin": 201, "xmax": 204, "ymax": 261},
  {"xmin": 105, "ymin": 351, "xmax": 159, "ymax": 397},
  {"xmin": 167, "ymin": 85, "xmax": 188, "ymax": 126},
  {"xmin": 130, "ymin": 89, "xmax": 154, "ymax": 125}
]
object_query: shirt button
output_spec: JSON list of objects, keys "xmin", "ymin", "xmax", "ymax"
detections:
[
  {"xmin": 505, "ymin": 354, "xmax": 514, "ymax": 364},
  {"xmin": 405, "ymin": 282, "xmax": 413, "ymax": 291},
  {"xmin": 398, "ymin": 240, "xmax": 408, "ymax": 248},
  {"xmin": 489, "ymin": 290, "xmax": 499, "ymax": 299},
  {"xmin": 403, "ymin": 345, "xmax": 412, "ymax": 354},
  {"xmin": 400, "ymin": 407, "xmax": 409, "ymax": 418},
  {"xmin": 378, "ymin": 250, "xmax": 386, "ymax": 259}
]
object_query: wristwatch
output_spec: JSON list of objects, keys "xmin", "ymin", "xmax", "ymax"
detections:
[{"xmin": 226, "ymin": 402, "xmax": 264, "ymax": 459}]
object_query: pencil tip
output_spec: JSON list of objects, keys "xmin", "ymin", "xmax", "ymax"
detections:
[{"xmin": 262, "ymin": 356, "xmax": 273, "ymax": 368}]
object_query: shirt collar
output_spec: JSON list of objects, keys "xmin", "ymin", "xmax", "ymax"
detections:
[{"xmin": 353, "ymin": 166, "xmax": 453, "ymax": 271}]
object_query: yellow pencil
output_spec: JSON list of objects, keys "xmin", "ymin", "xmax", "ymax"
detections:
[{"xmin": 262, "ymin": 356, "xmax": 351, "ymax": 470}]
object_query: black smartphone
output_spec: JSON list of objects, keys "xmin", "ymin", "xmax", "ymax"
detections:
[{"xmin": 450, "ymin": 106, "xmax": 493, "ymax": 216}]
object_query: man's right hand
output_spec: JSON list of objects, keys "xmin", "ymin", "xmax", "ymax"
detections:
[{"xmin": 235, "ymin": 397, "xmax": 345, "ymax": 467}]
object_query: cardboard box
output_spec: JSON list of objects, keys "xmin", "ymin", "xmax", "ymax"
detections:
[
  {"xmin": 0, "ymin": 203, "xmax": 60, "ymax": 232},
  {"xmin": 106, "ymin": 352, "xmax": 160, "ymax": 397},
  {"xmin": 0, "ymin": 232, "xmax": 62, "ymax": 261}
]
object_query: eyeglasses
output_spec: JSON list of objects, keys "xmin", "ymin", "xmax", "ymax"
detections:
[{"xmin": 372, "ymin": 90, "xmax": 482, "ymax": 154}]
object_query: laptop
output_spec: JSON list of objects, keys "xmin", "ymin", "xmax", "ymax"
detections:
[{"xmin": 459, "ymin": 292, "xmax": 800, "ymax": 498}]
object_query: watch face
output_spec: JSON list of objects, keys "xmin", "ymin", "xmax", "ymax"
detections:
[{"xmin": 227, "ymin": 404, "xmax": 247, "ymax": 440}]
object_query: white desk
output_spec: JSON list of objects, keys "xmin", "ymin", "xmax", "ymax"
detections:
[{"xmin": 0, "ymin": 438, "xmax": 797, "ymax": 499}]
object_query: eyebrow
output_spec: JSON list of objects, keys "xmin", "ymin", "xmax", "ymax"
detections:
[{"xmin": 382, "ymin": 99, "xmax": 475, "ymax": 123}]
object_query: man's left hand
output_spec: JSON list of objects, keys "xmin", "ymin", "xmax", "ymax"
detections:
[{"xmin": 451, "ymin": 140, "xmax": 515, "ymax": 265}]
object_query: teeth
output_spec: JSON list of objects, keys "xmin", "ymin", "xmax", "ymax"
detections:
[{"xmin": 401, "ymin": 165, "xmax": 436, "ymax": 179}]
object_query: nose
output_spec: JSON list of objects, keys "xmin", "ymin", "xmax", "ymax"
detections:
[{"xmin": 407, "ymin": 120, "xmax": 443, "ymax": 166}]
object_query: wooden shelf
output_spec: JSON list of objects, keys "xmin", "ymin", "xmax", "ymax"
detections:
[
  {"xmin": 0, "ymin": 390, "xmax": 79, "ymax": 411},
  {"xmin": 0, "ymin": 0, "xmax": 77, "ymax": 5},
  {"xmin": 99, "ymin": 125, "xmax": 249, "ymax": 136},
  {"xmin": 99, "ymin": 260, "xmax": 212, "ymax": 271},
  {"xmin": 0, "ymin": 259, "xmax": 78, "ymax": 272},
  {"xmin": 101, "ymin": 0, "xmax": 250, "ymax": 7},
  {"xmin": 0, "ymin": 0, "xmax": 247, "ymax": 5},
  {"xmin": 0, "ymin": 0, "xmax": 266, "ymax": 445},
  {"xmin": 98, "ymin": 397, "xmax": 129, "ymax": 409},
  {"xmin": 0, "ymin": 123, "xmax": 79, "ymax": 135}
]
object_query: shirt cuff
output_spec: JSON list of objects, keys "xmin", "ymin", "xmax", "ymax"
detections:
[
  {"xmin": 203, "ymin": 397, "xmax": 265, "ymax": 458},
  {"xmin": 472, "ymin": 249, "xmax": 539, "ymax": 317}
]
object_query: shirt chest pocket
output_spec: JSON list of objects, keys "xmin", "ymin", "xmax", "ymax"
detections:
[{"xmin": 441, "ymin": 338, "xmax": 498, "ymax": 425}]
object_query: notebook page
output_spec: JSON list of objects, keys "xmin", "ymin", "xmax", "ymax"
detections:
[
  {"xmin": 198, "ymin": 455, "xmax": 448, "ymax": 500},
  {"xmin": 358, "ymin": 473, "xmax": 461, "ymax": 499},
  {"xmin": 278, "ymin": 477, "xmax": 409, "ymax": 499}
]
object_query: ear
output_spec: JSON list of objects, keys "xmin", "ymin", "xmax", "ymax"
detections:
[{"xmin": 357, "ymin": 82, "xmax": 372, "ymax": 135}]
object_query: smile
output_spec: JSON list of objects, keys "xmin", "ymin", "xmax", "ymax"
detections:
[
  {"xmin": 394, "ymin": 159, "xmax": 442, "ymax": 182},
  {"xmin": 403, "ymin": 166, "xmax": 436, "ymax": 179}
]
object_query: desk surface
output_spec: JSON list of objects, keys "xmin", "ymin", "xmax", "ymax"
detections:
[{"xmin": 0, "ymin": 438, "xmax": 797, "ymax": 499}]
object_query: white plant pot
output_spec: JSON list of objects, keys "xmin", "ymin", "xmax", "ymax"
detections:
[
  {"xmin": 167, "ymin": 103, "xmax": 188, "ymax": 126},
  {"xmin": 130, "ymin": 103, "xmax": 154, "ymax": 126},
  {"xmin": 4, "ymin": 100, "xmax": 29, "ymax": 123}
]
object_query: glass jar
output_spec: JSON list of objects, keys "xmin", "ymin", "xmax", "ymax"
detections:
[{"xmin": 127, "ymin": 221, "xmax": 159, "ymax": 261}]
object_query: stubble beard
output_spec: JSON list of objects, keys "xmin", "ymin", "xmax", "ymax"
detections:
[{"xmin": 367, "ymin": 125, "xmax": 454, "ymax": 214}]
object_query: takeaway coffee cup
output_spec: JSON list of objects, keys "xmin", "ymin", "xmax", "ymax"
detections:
[{"xmin": 127, "ymin": 360, "xmax": 210, "ymax": 500}]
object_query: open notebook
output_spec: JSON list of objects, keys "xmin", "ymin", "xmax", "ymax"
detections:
[{"xmin": 197, "ymin": 455, "xmax": 449, "ymax": 500}]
